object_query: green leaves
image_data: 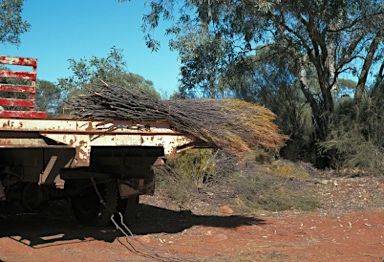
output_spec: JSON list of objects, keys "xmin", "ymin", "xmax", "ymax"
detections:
[
  {"xmin": 58, "ymin": 46, "xmax": 160, "ymax": 99},
  {"xmin": 0, "ymin": 0, "xmax": 30, "ymax": 45},
  {"xmin": 58, "ymin": 46, "xmax": 127, "ymax": 91},
  {"xmin": 35, "ymin": 80, "xmax": 62, "ymax": 116}
]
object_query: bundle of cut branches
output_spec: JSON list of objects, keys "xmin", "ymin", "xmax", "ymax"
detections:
[{"xmin": 67, "ymin": 83, "xmax": 287, "ymax": 155}]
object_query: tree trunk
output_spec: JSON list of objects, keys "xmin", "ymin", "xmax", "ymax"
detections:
[
  {"xmin": 328, "ymin": 43, "xmax": 338, "ymax": 105},
  {"xmin": 370, "ymin": 61, "xmax": 384, "ymax": 98},
  {"xmin": 298, "ymin": 56, "xmax": 327, "ymax": 142},
  {"xmin": 354, "ymin": 34, "xmax": 381, "ymax": 120},
  {"xmin": 209, "ymin": 77, "xmax": 215, "ymax": 99}
]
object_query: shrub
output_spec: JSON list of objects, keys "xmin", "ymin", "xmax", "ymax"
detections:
[
  {"xmin": 154, "ymin": 149, "xmax": 320, "ymax": 213},
  {"xmin": 321, "ymin": 95, "xmax": 384, "ymax": 174},
  {"xmin": 271, "ymin": 160, "xmax": 310, "ymax": 179},
  {"xmin": 153, "ymin": 149, "xmax": 220, "ymax": 205}
]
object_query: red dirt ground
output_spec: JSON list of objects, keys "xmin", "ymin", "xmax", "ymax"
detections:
[{"xmin": 1, "ymin": 175, "xmax": 383, "ymax": 262}]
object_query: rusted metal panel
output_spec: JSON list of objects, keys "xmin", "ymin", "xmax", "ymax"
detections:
[
  {"xmin": 0, "ymin": 111, "xmax": 47, "ymax": 118},
  {"xmin": 0, "ymin": 117, "xmax": 199, "ymax": 167},
  {"xmin": 0, "ymin": 138, "xmax": 50, "ymax": 147},
  {"xmin": 41, "ymin": 133, "xmax": 195, "ymax": 167},
  {"xmin": 0, "ymin": 56, "xmax": 37, "ymax": 67},
  {"xmin": 0, "ymin": 118, "xmax": 180, "ymax": 134},
  {"xmin": 0, "ymin": 84, "xmax": 35, "ymax": 93}
]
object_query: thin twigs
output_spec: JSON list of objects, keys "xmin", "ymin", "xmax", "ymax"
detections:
[{"xmin": 67, "ymin": 83, "xmax": 287, "ymax": 155}]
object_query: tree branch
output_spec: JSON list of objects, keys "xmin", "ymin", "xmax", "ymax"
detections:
[{"xmin": 327, "ymin": 12, "xmax": 383, "ymax": 33}]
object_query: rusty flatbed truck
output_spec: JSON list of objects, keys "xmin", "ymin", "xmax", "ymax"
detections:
[{"xmin": 0, "ymin": 56, "xmax": 201, "ymax": 226}]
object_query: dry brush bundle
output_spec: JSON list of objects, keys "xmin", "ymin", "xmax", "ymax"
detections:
[{"xmin": 67, "ymin": 83, "xmax": 287, "ymax": 155}]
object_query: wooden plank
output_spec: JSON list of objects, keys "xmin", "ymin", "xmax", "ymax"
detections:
[
  {"xmin": 0, "ymin": 84, "xmax": 35, "ymax": 93},
  {"xmin": 0, "ymin": 98, "xmax": 34, "ymax": 107},
  {"xmin": 0, "ymin": 56, "xmax": 42, "ymax": 118},
  {"xmin": 0, "ymin": 70, "xmax": 36, "ymax": 81},
  {"xmin": 0, "ymin": 56, "xmax": 37, "ymax": 67}
]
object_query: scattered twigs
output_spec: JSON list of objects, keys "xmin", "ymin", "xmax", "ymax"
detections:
[{"xmin": 67, "ymin": 83, "xmax": 287, "ymax": 155}]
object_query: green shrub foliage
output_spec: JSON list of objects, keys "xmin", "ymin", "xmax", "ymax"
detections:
[{"xmin": 321, "ymin": 95, "xmax": 384, "ymax": 173}]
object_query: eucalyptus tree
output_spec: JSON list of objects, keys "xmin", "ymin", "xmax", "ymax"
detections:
[
  {"xmin": 265, "ymin": 0, "xmax": 384, "ymax": 127},
  {"xmin": 58, "ymin": 47, "xmax": 127, "ymax": 92},
  {"xmin": 119, "ymin": 0, "xmax": 384, "ymax": 143},
  {"xmin": 58, "ymin": 47, "xmax": 160, "ymax": 98},
  {"xmin": 0, "ymin": 0, "xmax": 30, "ymax": 45},
  {"xmin": 170, "ymin": 23, "xmax": 231, "ymax": 98},
  {"xmin": 34, "ymin": 80, "xmax": 62, "ymax": 116}
]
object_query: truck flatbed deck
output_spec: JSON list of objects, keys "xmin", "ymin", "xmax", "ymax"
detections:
[{"xmin": 0, "ymin": 117, "xmax": 197, "ymax": 167}]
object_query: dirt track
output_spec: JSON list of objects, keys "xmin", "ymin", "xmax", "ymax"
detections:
[{"xmin": 1, "ymin": 175, "xmax": 384, "ymax": 261}]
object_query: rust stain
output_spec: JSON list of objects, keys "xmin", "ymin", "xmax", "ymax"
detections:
[
  {"xmin": 0, "ymin": 140, "xmax": 13, "ymax": 145},
  {"xmin": 74, "ymin": 141, "xmax": 90, "ymax": 167},
  {"xmin": 85, "ymin": 122, "xmax": 94, "ymax": 131}
]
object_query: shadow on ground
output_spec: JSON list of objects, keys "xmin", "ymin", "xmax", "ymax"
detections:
[{"xmin": 0, "ymin": 201, "xmax": 265, "ymax": 248}]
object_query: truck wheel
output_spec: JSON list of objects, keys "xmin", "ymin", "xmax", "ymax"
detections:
[
  {"xmin": 116, "ymin": 195, "xmax": 139, "ymax": 226},
  {"xmin": 68, "ymin": 180, "xmax": 119, "ymax": 227},
  {"xmin": 22, "ymin": 183, "xmax": 48, "ymax": 212}
]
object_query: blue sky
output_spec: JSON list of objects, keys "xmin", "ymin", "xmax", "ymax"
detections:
[{"xmin": 0, "ymin": 0, "xmax": 180, "ymax": 96}]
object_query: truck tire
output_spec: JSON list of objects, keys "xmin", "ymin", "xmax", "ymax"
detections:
[
  {"xmin": 68, "ymin": 180, "xmax": 118, "ymax": 227},
  {"xmin": 22, "ymin": 183, "xmax": 48, "ymax": 212}
]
